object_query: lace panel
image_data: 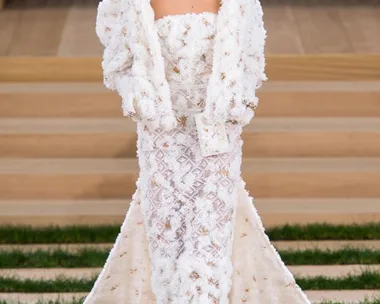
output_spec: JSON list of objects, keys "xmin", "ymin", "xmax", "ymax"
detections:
[{"xmin": 136, "ymin": 13, "xmax": 243, "ymax": 304}]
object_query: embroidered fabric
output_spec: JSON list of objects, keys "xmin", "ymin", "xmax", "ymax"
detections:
[
  {"xmin": 96, "ymin": 0, "xmax": 267, "ymax": 133},
  {"xmin": 95, "ymin": 0, "xmax": 178, "ymax": 131},
  {"xmin": 137, "ymin": 13, "xmax": 243, "ymax": 303},
  {"xmin": 84, "ymin": 11, "xmax": 311, "ymax": 304}
]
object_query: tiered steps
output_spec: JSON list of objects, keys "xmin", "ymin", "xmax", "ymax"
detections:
[
  {"xmin": 0, "ymin": 232, "xmax": 379, "ymax": 303},
  {"xmin": 2, "ymin": 291, "xmax": 377, "ymax": 304},
  {"xmin": 1, "ymin": 240, "xmax": 380, "ymax": 252},
  {"xmin": 2, "ymin": 265, "xmax": 380, "ymax": 280},
  {"xmin": 0, "ymin": 73, "xmax": 380, "ymax": 302},
  {"xmin": 0, "ymin": 82, "xmax": 380, "ymax": 227}
]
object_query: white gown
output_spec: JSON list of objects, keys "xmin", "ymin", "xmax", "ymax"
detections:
[{"xmin": 84, "ymin": 12, "xmax": 311, "ymax": 304}]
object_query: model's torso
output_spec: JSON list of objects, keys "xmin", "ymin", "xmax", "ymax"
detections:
[
  {"xmin": 151, "ymin": 0, "xmax": 220, "ymax": 20},
  {"xmin": 154, "ymin": 13, "xmax": 217, "ymax": 114}
]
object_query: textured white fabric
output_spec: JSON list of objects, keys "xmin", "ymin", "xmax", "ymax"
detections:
[
  {"xmin": 137, "ymin": 14, "xmax": 243, "ymax": 303},
  {"xmin": 84, "ymin": 13, "xmax": 311, "ymax": 304},
  {"xmin": 95, "ymin": 0, "xmax": 267, "ymax": 132}
]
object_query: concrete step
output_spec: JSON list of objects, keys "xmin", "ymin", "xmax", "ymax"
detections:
[
  {"xmin": 0, "ymin": 290, "xmax": 378, "ymax": 304},
  {"xmin": 0, "ymin": 158, "xmax": 137, "ymax": 201},
  {"xmin": 0, "ymin": 198, "xmax": 379, "ymax": 226},
  {"xmin": 291, "ymin": 264, "xmax": 380, "ymax": 278},
  {"xmin": 0, "ymin": 118, "xmax": 137, "ymax": 158},
  {"xmin": 1, "ymin": 240, "xmax": 379, "ymax": 253},
  {"xmin": 0, "ymin": 293, "xmax": 88, "ymax": 303},
  {"xmin": 1, "ymin": 82, "xmax": 380, "ymax": 118},
  {"xmin": 1, "ymin": 118, "xmax": 380, "ymax": 158},
  {"xmin": 307, "ymin": 290, "xmax": 380, "ymax": 304},
  {"xmin": 0, "ymin": 158, "xmax": 380, "ymax": 200},
  {"xmin": 1, "ymin": 265, "xmax": 379, "ymax": 280}
]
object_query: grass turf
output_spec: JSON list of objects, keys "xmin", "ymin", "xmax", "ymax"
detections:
[
  {"xmin": 0, "ymin": 271, "xmax": 379, "ymax": 292},
  {"xmin": 0, "ymin": 225, "xmax": 119, "ymax": 244},
  {"xmin": 280, "ymin": 248, "xmax": 380, "ymax": 265},
  {"xmin": 0, "ymin": 249, "xmax": 107, "ymax": 268},
  {"xmin": 0, "ymin": 247, "xmax": 379, "ymax": 268},
  {"xmin": 267, "ymin": 222, "xmax": 380, "ymax": 241},
  {"xmin": 296, "ymin": 270, "xmax": 380, "ymax": 290},
  {"xmin": 0, "ymin": 222, "xmax": 379, "ymax": 244}
]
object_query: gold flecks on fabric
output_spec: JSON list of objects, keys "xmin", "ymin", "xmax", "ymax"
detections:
[
  {"xmin": 200, "ymin": 227, "xmax": 209, "ymax": 235},
  {"xmin": 190, "ymin": 271, "xmax": 200, "ymax": 280},
  {"xmin": 220, "ymin": 169, "xmax": 229, "ymax": 176},
  {"xmin": 165, "ymin": 220, "xmax": 171, "ymax": 229},
  {"xmin": 207, "ymin": 261, "xmax": 216, "ymax": 267},
  {"xmin": 177, "ymin": 115, "xmax": 187, "ymax": 127}
]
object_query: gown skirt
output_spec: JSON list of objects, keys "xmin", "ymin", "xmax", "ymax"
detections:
[{"xmin": 84, "ymin": 12, "xmax": 311, "ymax": 304}]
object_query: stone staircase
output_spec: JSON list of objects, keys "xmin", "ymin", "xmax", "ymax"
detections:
[
  {"xmin": 0, "ymin": 81, "xmax": 379, "ymax": 227},
  {"xmin": 0, "ymin": 79, "xmax": 380, "ymax": 303}
]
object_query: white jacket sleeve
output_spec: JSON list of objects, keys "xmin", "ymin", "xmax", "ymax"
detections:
[
  {"xmin": 95, "ymin": 0, "xmax": 158, "ymax": 124},
  {"xmin": 203, "ymin": 0, "xmax": 267, "ymax": 127},
  {"xmin": 239, "ymin": 0, "xmax": 267, "ymax": 125}
]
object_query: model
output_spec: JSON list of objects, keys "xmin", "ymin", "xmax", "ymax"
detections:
[{"xmin": 84, "ymin": 0, "xmax": 312, "ymax": 303}]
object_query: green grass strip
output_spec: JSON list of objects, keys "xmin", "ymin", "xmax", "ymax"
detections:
[
  {"xmin": 0, "ymin": 222, "xmax": 379, "ymax": 244},
  {"xmin": 1, "ymin": 248, "xmax": 380, "ymax": 268},
  {"xmin": 0, "ymin": 271, "xmax": 379, "ymax": 292},
  {"xmin": 0, "ymin": 225, "xmax": 119, "ymax": 244},
  {"xmin": 0, "ymin": 249, "xmax": 108, "ymax": 268},
  {"xmin": 280, "ymin": 248, "xmax": 380, "ymax": 265},
  {"xmin": 0, "ymin": 276, "xmax": 95, "ymax": 292},
  {"xmin": 267, "ymin": 222, "xmax": 380, "ymax": 241},
  {"xmin": 297, "ymin": 271, "xmax": 380, "ymax": 290}
]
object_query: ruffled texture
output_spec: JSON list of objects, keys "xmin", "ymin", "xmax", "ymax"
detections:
[
  {"xmin": 240, "ymin": 0, "xmax": 267, "ymax": 122},
  {"xmin": 85, "ymin": 4, "xmax": 311, "ymax": 303},
  {"xmin": 96, "ymin": 0, "xmax": 266, "ymax": 130},
  {"xmin": 96, "ymin": 0, "xmax": 177, "ymax": 131},
  {"xmin": 203, "ymin": 0, "xmax": 267, "ymax": 127}
]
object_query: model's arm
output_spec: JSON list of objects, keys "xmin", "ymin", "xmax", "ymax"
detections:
[
  {"xmin": 240, "ymin": 2, "xmax": 267, "ymax": 122},
  {"xmin": 96, "ymin": 0, "xmax": 130, "ymax": 92},
  {"xmin": 226, "ymin": 0, "xmax": 267, "ymax": 126},
  {"xmin": 96, "ymin": 0, "xmax": 157, "ymax": 123}
]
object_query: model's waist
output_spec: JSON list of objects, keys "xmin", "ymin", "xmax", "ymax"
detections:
[{"xmin": 167, "ymin": 80, "xmax": 209, "ymax": 91}]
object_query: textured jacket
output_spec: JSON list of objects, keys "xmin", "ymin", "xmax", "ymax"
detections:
[{"xmin": 95, "ymin": 0, "xmax": 267, "ymax": 131}]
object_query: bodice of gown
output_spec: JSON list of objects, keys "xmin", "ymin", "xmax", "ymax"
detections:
[
  {"xmin": 137, "ymin": 12, "xmax": 224, "ymax": 152},
  {"xmin": 154, "ymin": 12, "xmax": 217, "ymax": 115},
  {"xmin": 136, "ymin": 13, "xmax": 245, "ymax": 303}
]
